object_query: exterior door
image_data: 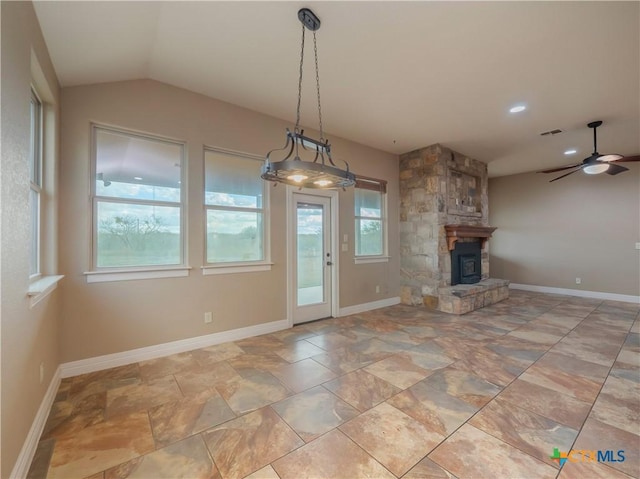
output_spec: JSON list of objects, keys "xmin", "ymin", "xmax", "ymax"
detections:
[{"xmin": 292, "ymin": 193, "xmax": 333, "ymax": 324}]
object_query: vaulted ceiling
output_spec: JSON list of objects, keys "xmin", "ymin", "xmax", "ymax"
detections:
[{"xmin": 34, "ymin": 1, "xmax": 640, "ymax": 177}]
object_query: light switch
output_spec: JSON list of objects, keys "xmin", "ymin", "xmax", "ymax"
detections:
[
  {"xmin": 343, "ymin": 234, "xmax": 348, "ymax": 243},
  {"xmin": 341, "ymin": 243, "xmax": 348, "ymax": 252}
]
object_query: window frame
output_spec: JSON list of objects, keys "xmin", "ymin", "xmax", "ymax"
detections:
[
  {"xmin": 29, "ymin": 87, "xmax": 43, "ymax": 280},
  {"xmin": 202, "ymin": 146, "xmax": 271, "ymax": 274},
  {"xmin": 89, "ymin": 124, "xmax": 187, "ymax": 275},
  {"xmin": 354, "ymin": 177, "xmax": 389, "ymax": 264}
]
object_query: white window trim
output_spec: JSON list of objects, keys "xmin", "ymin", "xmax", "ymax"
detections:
[
  {"xmin": 201, "ymin": 262, "xmax": 273, "ymax": 275},
  {"xmin": 354, "ymin": 187, "xmax": 388, "ymax": 261},
  {"xmin": 89, "ymin": 124, "xmax": 187, "ymax": 280},
  {"xmin": 28, "ymin": 275, "xmax": 64, "ymax": 308},
  {"xmin": 203, "ymin": 146, "xmax": 270, "ymax": 270},
  {"xmin": 84, "ymin": 267, "xmax": 191, "ymax": 284},
  {"xmin": 354, "ymin": 255, "xmax": 390, "ymax": 265},
  {"xmin": 29, "ymin": 87, "xmax": 43, "ymax": 279}
]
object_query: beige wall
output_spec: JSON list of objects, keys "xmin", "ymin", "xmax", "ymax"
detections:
[
  {"xmin": 489, "ymin": 167, "xmax": 640, "ymax": 296},
  {"xmin": 1, "ymin": 2, "xmax": 61, "ymax": 477},
  {"xmin": 59, "ymin": 79, "xmax": 399, "ymax": 363}
]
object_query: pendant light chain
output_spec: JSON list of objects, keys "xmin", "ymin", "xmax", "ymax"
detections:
[
  {"xmin": 294, "ymin": 22, "xmax": 306, "ymax": 134},
  {"xmin": 313, "ymin": 31, "xmax": 324, "ymax": 143}
]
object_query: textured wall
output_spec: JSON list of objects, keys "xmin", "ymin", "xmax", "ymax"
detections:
[
  {"xmin": 489, "ymin": 167, "xmax": 640, "ymax": 296},
  {"xmin": 1, "ymin": 2, "xmax": 61, "ymax": 477}
]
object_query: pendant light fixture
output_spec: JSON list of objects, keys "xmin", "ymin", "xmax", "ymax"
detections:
[{"xmin": 261, "ymin": 8, "xmax": 356, "ymax": 189}]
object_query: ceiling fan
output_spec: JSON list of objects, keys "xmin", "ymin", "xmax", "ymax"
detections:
[{"xmin": 538, "ymin": 120, "xmax": 639, "ymax": 182}]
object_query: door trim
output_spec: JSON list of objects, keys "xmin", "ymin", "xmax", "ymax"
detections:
[{"xmin": 286, "ymin": 186, "xmax": 339, "ymax": 327}]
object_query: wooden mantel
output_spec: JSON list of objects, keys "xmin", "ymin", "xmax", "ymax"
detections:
[{"xmin": 444, "ymin": 225, "xmax": 497, "ymax": 251}]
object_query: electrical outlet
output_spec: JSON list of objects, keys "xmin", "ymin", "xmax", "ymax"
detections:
[
  {"xmin": 39, "ymin": 362, "xmax": 44, "ymax": 384},
  {"xmin": 575, "ymin": 277, "xmax": 581, "ymax": 285},
  {"xmin": 375, "ymin": 285, "xmax": 380, "ymax": 293},
  {"xmin": 204, "ymin": 312, "xmax": 212, "ymax": 324},
  {"xmin": 341, "ymin": 243, "xmax": 348, "ymax": 252},
  {"xmin": 635, "ymin": 242, "xmax": 640, "ymax": 250}
]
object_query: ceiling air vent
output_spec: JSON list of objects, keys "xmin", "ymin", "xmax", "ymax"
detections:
[{"xmin": 540, "ymin": 129, "xmax": 563, "ymax": 136}]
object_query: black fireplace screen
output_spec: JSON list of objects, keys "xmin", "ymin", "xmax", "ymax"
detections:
[{"xmin": 451, "ymin": 241, "xmax": 481, "ymax": 285}]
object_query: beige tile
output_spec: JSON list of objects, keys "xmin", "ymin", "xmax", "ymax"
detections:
[
  {"xmin": 149, "ymin": 388, "xmax": 235, "ymax": 448},
  {"xmin": 557, "ymin": 460, "xmax": 634, "ymax": 479},
  {"xmin": 429, "ymin": 424, "xmax": 557, "ymax": 479},
  {"xmin": 269, "ymin": 358, "xmax": 337, "ymax": 393},
  {"xmin": 364, "ymin": 354, "xmax": 431, "ymax": 389},
  {"xmin": 48, "ymin": 411, "xmax": 155, "ymax": 479},
  {"xmin": 215, "ymin": 370, "xmax": 291, "ymax": 415},
  {"xmin": 104, "ymin": 435, "xmax": 220, "ymax": 479},
  {"xmin": 174, "ymin": 361, "xmax": 240, "ymax": 396},
  {"xmin": 191, "ymin": 342, "xmax": 245, "ymax": 367},
  {"xmin": 388, "ymin": 380, "xmax": 477, "ymax": 437},
  {"xmin": 340, "ymin": 402, "xmax": 441, "ymax": 476},
  {"xmin": 498, "ymin": 379, "xmax": 592, "ymax": 429},
  {"xmin": 420, "ymin": 367, "xmax": 501, "ymax": 408},
  {"xmin": 244, "ymin": 465, "xmax": 280, "ymax": 479},
  {"xmin": 590, "ymin": 376, "xmax": 640, "ymax": 435},
  {"xmin": 469, "ymin": 398, "xmax": 578, "ymax": 468},
  {"xmin": 273, "ymin": 340, "xmax": 325, "ymax": 363},
  {"xmin": 403, "ymin": 457, "xmax": 458, "ymax": 479},
  {"xmin": 324, "ymin": 369, "xmax": 400, "ymax": 412},
  {"xmin": 272, "ymin": 429, "xmax": 394, "ymax": 479},
  {"xmin": 573, "ymin": 417, "xmax": 640, "ymax": 477},
  {"xmin": 202, "ymin": 406, "xmax": 303, "ymax": 479},
  {"xmin": 138, "ymin": 352, "xmax": 200, "ymax": 380},
  {"xmin": 271, "ymin": 386, "xmax": 359, "ymax": 442},
  {"xmin": 105, "ymin": 375, "xmax": 182, "ymax": 419}
]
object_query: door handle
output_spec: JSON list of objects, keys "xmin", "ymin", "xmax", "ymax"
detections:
[{"xmin": 326, "ymin": 261, "xmax": 333, "ymax": 266}]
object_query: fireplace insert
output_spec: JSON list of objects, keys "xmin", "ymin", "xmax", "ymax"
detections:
[{"xmin": 451, "ymin": 241, "xmax": 481, "ymax": 285}]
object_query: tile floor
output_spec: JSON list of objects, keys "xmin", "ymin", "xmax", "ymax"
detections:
[{"xmin": 27, "ymin": 290, "xmax": 639, "ymax": 479}]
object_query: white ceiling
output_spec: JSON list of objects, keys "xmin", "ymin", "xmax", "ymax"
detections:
[{"xmin": 34, "ymin": 1, "xmax": 640, "ymax": 177}]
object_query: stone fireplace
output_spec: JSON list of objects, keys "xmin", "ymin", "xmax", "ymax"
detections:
[{"xmin": 399, "ymin": 144, "xmax": 509, "ymax": 314}]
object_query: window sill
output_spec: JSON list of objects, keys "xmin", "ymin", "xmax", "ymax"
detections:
[
  {"xmin": 354, "ymin": 256, "xmax": 390, "ymax": 265},
  {"xmin": 202, "ymin": 263, "xmax": 273, "ymax": 275},
  {"xmin": 28, "ymin": 275, "xmax": 64, "ymax": 308},
  {"xmin": 84, "ymin": 267, "xmax": 191, "ymax": 283}
]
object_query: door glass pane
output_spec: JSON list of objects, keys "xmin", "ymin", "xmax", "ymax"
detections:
[{"xmin": 297, "ymin": 203, "xmax": 324, "ymax": 306}]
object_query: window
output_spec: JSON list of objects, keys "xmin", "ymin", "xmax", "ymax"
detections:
[
  {"xmin": 204, "ymin": 149, "xmax": 267, "ymax": 266},
  {"xmin": 92, "ymin": 126, "xmax": 185, "ymax": 270},
  {"xmin": 29, "ymin": 88, "xmax": 42, "ymax": 277},
  {"xmin": 355, "ymin": 177, "xmax": 387, "ymax": 258}
]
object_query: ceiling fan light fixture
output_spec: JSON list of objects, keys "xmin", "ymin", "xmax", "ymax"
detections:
[
  {"xmin": 598, "ymin": 154, "xmax": 623, "ymax": 163},
  {"xmin": 583, "ymin": 163, "xmax": 610, "ymax": 175},
  {"xmin": 261, "ymin": 8, "xmax": 356, "ymax": 190}
]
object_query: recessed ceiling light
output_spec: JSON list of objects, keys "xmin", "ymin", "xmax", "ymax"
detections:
[
  {"xmin": 134, "ymin": 176, "xmax": 143, "ymax": 180},
  {"xmin": 509, "ymin": 104, "xmax": 526, "ymax": 113},
  {"xmin": 564, "ymin": 149, "xmax": 577, "ymax": 155}
]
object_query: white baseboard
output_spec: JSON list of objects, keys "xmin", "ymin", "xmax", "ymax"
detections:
[
  {"xmin": 338, "ymin": 296, "xmax": 401, "ymax": 316},
  {"xmin": 60, "ymin": 319, "xmax": 289, "ymax": 378},
  {"xmin": 509, "ymin": 283, "xmax": 640, "ymax": 304},
  {"xmin": 10, "ymin": 366, "xmax": 61, "ymax": 479}
]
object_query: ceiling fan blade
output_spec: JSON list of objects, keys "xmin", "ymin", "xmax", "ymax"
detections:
[
  {"xmin": 549, "ymin": 167, "xmax": 583, "ymax": 182},
  {"xmin": 538, "ymin": 163, "xmax": 583, "ymax": 174},
  {"xmin": 606, "ymin": 164, "xmax": 629, "ymax": 176},
  {"xmin": 611, "ymin": 155, "xmax": 640, "ymax": 163}
]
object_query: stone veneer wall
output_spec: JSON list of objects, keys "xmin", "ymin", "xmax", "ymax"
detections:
[{"xmin": 399, "ymin": 144, "xmax": 489, "ymax": 306}]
